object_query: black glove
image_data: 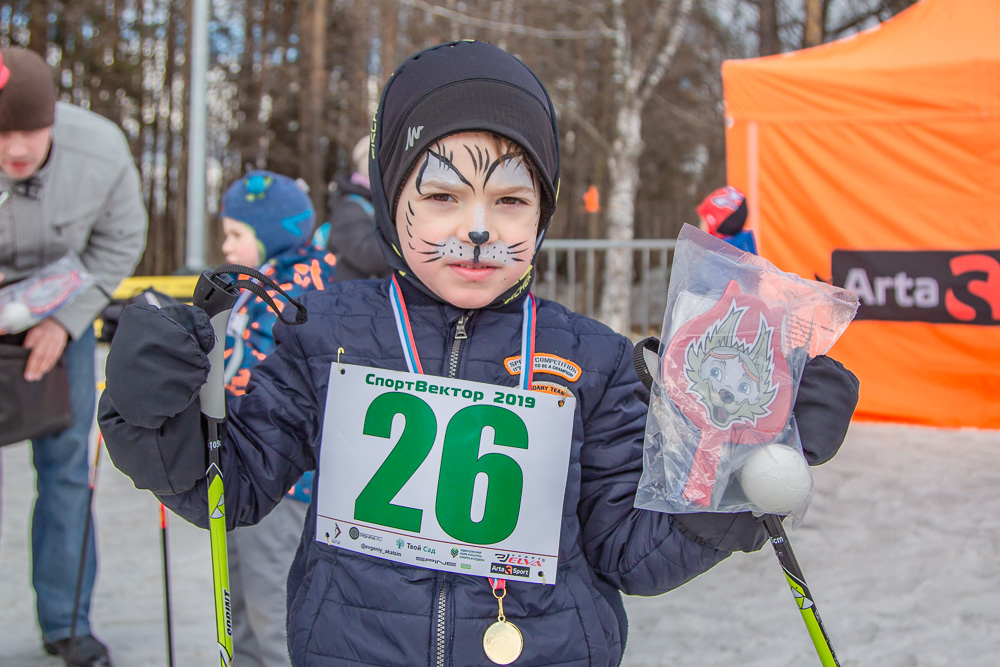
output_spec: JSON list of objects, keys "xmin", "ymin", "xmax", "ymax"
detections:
[
  {"xmin": 105, "ymin": 303, "xmax": 215, "ymax": 428},
  {"xmin": 99, "ymin": 303, "xmax": 217, "ymax": 495},
  {"xmin": 99, "ymin": 395, "xmax": 209, "ymax": 495},
  {"xmin": 672, "ymin": 511, "xmax": 768, "ymax": 553},
  {"xmin": 793, "ymin": 355, "xmax": 860, "ymax": 465}
]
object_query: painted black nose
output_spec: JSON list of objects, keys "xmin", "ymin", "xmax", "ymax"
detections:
[
  {"xmin": 719, "ymin": 389, "xmax": 734, "ymax": 404},
  {"xmin": 468, "ymin": 231, "xmax": 490, "ymax": 246}
]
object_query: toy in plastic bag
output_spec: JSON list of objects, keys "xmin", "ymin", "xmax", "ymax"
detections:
[
  {"xmin": 0, "ymin": 252, "xmax": 95, "ymax": 335},
  {"xmin": 635, "ymin": 225, "xmax": 858, "ymax": 520}
]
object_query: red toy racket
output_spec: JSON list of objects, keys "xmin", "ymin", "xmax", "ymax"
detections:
[{"xmin": 661, "ymin": 281, "xmax": 793, "ymax": 507}]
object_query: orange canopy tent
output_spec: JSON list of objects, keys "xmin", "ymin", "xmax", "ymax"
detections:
[{"xmin": 722, "ymin": 0, "xmax": 1000, "ymax": 428}]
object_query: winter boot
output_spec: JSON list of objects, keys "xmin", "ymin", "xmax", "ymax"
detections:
[{"xmin": 43, "ymin": 634, "xmax": 113, "ymax": 667}]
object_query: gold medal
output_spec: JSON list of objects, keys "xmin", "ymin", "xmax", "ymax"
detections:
[
  {"xmin": 484, "ymin": 579, "xmax": 522, "ymax": 664},
  {"xmin": 484, "ymin": 619, "xmax": 523, "ymax": 664}
]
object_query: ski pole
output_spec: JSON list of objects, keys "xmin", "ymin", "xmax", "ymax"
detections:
[
  {"xmin": 761, "ymin": 514, "xmax": 841, "ymax": 666},
  {"xmin": 191, "ymin": 265, "xmax": 308, "ymax": 666},
  {"xmin": 69, "ymin": 429, "xmax": 103, "ymax": 647},
  {"xmin": 192, "ymin": 270, "xmax": 241, "ymax": 667},
  {"xmin": 160, "ymin": 502, "xmax": 175, "ymax": 667}
]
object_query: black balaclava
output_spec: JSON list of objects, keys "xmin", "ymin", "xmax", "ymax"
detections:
[{"xmin": 370, "ymin": 40, "xmax": 560, "ymax": 308}]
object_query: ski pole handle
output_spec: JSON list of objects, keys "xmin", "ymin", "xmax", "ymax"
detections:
[{"xmin": 193, "ymin": 271, "xmax": 240, "ymax": 420}]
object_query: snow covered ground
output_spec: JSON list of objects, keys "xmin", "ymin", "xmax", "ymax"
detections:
[{"xmin": 1, "ymin": 376, "xmax": 997, "ymax": 665}]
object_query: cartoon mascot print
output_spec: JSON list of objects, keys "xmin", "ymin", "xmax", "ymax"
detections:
[{"xmin": 662, "ymin": 280, "xmax": 793, "ymax": 507}]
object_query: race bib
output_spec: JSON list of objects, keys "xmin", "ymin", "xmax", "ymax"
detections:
[{"xmin": 315, "ymin": 364, "xmax": 575, "ymax": 585}]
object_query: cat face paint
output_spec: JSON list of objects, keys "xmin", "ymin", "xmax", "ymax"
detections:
[{"xmin": 395, "ymin": 131, "xmax": 541, "ymax": 309}]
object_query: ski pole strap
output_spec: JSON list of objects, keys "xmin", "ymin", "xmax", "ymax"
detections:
[
  {"xmin": 207, "ymin": 264, "xmax": 308, "ymax": 326},
  {"xmin": 632, "ymin": 336, "xmax": 660, "ymax": 393}
]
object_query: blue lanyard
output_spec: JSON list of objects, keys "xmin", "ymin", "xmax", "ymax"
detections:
[{"xmin": 389, "ymin": 274, "xmax": 536, "ymax": 390}]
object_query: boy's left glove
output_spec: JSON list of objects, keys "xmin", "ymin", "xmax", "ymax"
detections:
[
  {"xmin": 672, "ymin": 511, "xmax": 768, "ymax": 553},
  {"xmin": 794, "ymin": 355, "xmax": 860, "ymax": 465},
  {"xmin": 673, "ymin": 355, "xmax": 859, "ymax": 553}
]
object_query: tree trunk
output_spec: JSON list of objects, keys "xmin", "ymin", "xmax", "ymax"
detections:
[
  {"xmin": 758, "ymin": 0, "xmax": 781, "ymax": 56},
  {"xmin": 27, "ymin": 1, "xmax": 49, "ymax": 55},
  {"xmin": 301, "ymin": 0, "xmax": 329, "ymax": 220},
  {"xmin": 598, "ymin": 0, "xmax": 693, "ymax": 335},
  {"xmin": 600, "ymin": 101, "xmax": 643, "ymax": 334},
  {"xmin": 803, "ymin": 0, "xmax": 827, "ymax": 48},
  {"xmin": 377, "ymin": 0, "xmax": 396, "ymax": 90}
]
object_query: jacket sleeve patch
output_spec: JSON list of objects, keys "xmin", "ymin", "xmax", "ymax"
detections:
[{"xmin": 504, "ymin": 353, "xmax": 583, "ymax": 382}]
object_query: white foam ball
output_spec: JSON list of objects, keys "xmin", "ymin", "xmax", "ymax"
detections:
[
  {"xmin": 739, "ymin": 444, "xmax": 813, "ymax": 514},
  {"xmin": 0, "ymin": 301, "xmax": 34, "ymax": 332}
]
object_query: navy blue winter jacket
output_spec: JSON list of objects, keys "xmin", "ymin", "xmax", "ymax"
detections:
[{"xmin": 101, "ymin": 278, "xmax": 856, "ymax": 666}]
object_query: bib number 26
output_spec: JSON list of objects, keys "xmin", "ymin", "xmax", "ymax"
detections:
[{"xmin": 354, "ymin": 392, "xmax": 528, "ymax": 545}]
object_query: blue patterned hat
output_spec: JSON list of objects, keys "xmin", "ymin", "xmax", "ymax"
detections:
[{"xmin": 221, "ymin": 171, "xmax": 316, "ymax": 260}]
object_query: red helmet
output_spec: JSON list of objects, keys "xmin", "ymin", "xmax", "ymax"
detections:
[{"xmin": 696, "ymin": 186, "xmax": 748, "ymax": 237}]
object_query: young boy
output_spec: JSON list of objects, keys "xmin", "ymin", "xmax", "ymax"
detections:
[
  {"xmin": 218, "ymin": 170, "xmax": 336, "ymax": 666},
  {"xmin": 98, "ymin": 41, "xmax": 857, "ymax": 666}
]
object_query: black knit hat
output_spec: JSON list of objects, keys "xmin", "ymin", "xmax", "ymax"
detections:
[
  {"xmin": 0, "ymin": 48, "xmax": 57, "ymax": 132},
  {"xmin": 370, "ymin": 40, "xmax": 560, "ymax": 307}
]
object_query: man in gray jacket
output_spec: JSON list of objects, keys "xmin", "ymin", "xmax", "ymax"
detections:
[{"xmin": 0, "ymin": 47, "xmax": 147, "ymax": 667}]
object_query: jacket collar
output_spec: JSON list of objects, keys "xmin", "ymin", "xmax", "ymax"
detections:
[{"xmin": 395, "ymin": 273, "xmax": 529, "ymax": 329}]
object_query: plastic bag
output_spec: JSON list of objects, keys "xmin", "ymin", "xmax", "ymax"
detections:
[
  {"xmin": 635, "ymin": 225, "xmax": 858, "ymax": 520},
  {"xmin": 0, "ymin": 252, "xmax": 95, "ymax": 335}
]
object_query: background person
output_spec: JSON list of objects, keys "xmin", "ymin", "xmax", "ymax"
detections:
[
  {"xmin": 696, "ymin": 185, "xmax": 757, "ymax": 254},
  {"xmin": 218, "ymin": 170, "xmax": 336, "ymax": 667},
  {"xmin": 0, "ymin": 46, "xmax": 147, "ymax": 667},
  {"xmin": 318, "ymin": 135, "xmax": 391, "ymax": 281}
]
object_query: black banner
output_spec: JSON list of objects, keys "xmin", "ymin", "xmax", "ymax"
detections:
[{"xmin": 831, "ymin": 250, "xmax": 1000, "ymax": 324}]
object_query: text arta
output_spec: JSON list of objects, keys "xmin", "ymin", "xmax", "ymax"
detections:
[
  {"xmin": 832, "ymin": 250, "xmax": 1000, "ymax": 325},
  {"xmin": 843, "ymin": 269, "xmax": 938, "ymax": 308}
]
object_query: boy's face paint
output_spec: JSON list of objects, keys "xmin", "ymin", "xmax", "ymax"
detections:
[
  {"xmin": 395, "ymin": 132, "xmax": 541, "ymax": 309},
  {"xmin": 221, "ymin": 217, "xmax": 261, "ymax": 267}
]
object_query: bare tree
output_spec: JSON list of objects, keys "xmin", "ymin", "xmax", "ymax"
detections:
[
  {"xmin": 758, "ymin": 0, "xmax": 781, "ymax": 55},
  {"xmin": 301, "ymin": 0, "xmax": 330, "ymax": 220},
  {"xmin": 803, "ymin": 0, "xmax": 827, "ymax": 47},
  {"xmin": 0, "ymin": 0, "xmax": 917, "ymax": 284},
  {"xmin": 599, "ymin": 0, "xmax": 694, "ymax": 334}
]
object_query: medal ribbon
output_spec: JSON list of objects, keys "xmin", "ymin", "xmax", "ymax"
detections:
[
  {"xmin": 389, "ymin": 275, "xmax": 425, "ymax": 374},
  {"xmin": 389, "ymin": 274, "xmax": 536, "ymax": 390},
  {"xmin": 388, "ymin": 276, "xmax": 536, "ymax": 598}
]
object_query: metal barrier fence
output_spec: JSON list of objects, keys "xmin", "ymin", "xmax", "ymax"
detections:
[
  {"xmin": 109, "ymin": 240, "xmax": 677, "ymax": 338},
  {"xmin": 534, "ymin": 239, "xmax": 676, "ymax": 338}
]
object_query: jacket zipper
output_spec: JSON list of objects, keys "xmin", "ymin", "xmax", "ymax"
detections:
[
  {"xmin": 434, "ymin": 579, "xmax": 448, "ymax": 666},
  {"xmin": 435, "ymin": 312, "xmax": 470, "ymax": 666},
  {"xmin": 447, "ymin": 312, "xmax": 470, "ymax": 379}
]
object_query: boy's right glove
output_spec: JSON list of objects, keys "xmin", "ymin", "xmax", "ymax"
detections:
[
  {"xmin": 98, "ymin": 303, "xmax": 217, "ymax": 494},
  {"xmin": 106, "ymin": 303, "xmax": 214, "ymax": 426}
]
